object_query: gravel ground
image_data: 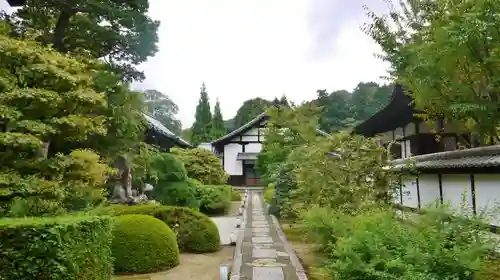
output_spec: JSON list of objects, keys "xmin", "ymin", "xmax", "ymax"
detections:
[{"xmin": 114, "ymin": 246, "xmax": 235, "ymax": 280}]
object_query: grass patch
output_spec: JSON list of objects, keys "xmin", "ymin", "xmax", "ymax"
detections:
[{"xmin": 280, "ymin": 220, "xmax": 328, "ymax": 280}]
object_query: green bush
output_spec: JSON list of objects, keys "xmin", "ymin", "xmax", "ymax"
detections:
[
  {"xmin": 150, "ymin": 152, "xmax": 187, "ymax": 183},
  {"xmin": 264, "ymin": 184, "xmax": 275, "ymax": 204},
  {"xmin": 268, "ymin": 159, "xmax": 298, "ymax": 219},
  {"xmin": 0, "ymin": 215, "xmax": 113, "ymax": 280},
  {"xmin": 195, "ymin": 184, "xmax": 232, "ymax": 215},
  {"xmin": 112, "ymin": 214, "xmax": 179, "ymax": 274},
  {"xmin": 152, "ymin": 180, "xmax": 199, "ymax": 210},
  {"xmin": 231, "ymin": 189, "xmax": 242, "ymax": 201},
  {"xmin": 302, "ymin": 206, "xmax": 496, "ymax": 280},
  {"xmin": 99, "ymin": 204, "xmax": 220, "ymax": 253},
  {"xmin": 171, "ymin": 148, "xmax": 229, "ymax": 184}
]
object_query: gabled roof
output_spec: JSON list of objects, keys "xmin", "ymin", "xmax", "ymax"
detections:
[
  {"xmin": 353, "ymin": 84, "xmax": 417, "ymax": 137},
  {"xmin": 7, "ymin": 0, "xmax": 24, "ymax": 7},
  {"xmin": 210, "ymin": 111, "xmax": 329, "ymax": 145},
  {"xmin": 143, "ymin": 113, "xmax": 192, "ymax": 148}
]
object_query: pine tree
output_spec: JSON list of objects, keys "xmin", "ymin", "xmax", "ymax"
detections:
[
  {"xmin": 212, "ymin": 98, "xmax": 226, "ymax": 139},
  {"xmin": 191, "ymin": 82, "xmax": 213, "ymax": 146}
]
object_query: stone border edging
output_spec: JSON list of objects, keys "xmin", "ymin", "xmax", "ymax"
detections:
[
  {"xmin": 229, "ymin": 191, "xmax": 249, "ymax": 280},
  {"xmin": 271, "ymin": 215, "xmax": 308, "ymax": 280}
]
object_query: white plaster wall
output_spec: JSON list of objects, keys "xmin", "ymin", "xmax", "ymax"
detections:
[
  {"xmin": 403, "ymin": 140, "xmax": 411, "ymax": 158},
  {"xmin": 475, "ymin": 174, "xmax": 500, "ymax": 226},
  {"xmin": 418, "ymin": 174, "xmax": 441, "ymax": 207},
  {"xmin": 394, "ymin": 127, "xmax": 404, "ymax": 140},
  {"xmin": 245, "ymin": 143, "xmax": 262, "ymax": 153},
  {"xmin": 223, "ymin": 143, "xmax": 242, "ymax": 175},
  {"xmin": 380, "ymin": 131, "xmax": 393, "ymax": 144},
  {"xmin": 241, "ymin": 135, "xmax": 258, "ymax": 141},
  {"xmin": 399, "ymin": 173, "xmax": 500, "ymax": 226},
  {"xmin": 404, "ymin": 123, "xmax": 416, "ymax": 137},
  {"xmin": 244, "ymin": 128, "xmax": 259, "ymax": 136},
  {"xmin": 402, "ymin": 177, "xmax": 419, "ymax": 208},
  {"xmin": 442, "ymin": 174, "xmax": 473, "ymax": 214}
]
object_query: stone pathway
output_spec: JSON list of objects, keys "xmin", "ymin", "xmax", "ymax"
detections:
[{"xmin": 233, "ymin": 191, "xmax": 305, "ymax": 280}]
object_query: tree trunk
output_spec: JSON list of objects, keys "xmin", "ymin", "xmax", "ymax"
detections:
[{"xmin": 52, "ymin": 9, "xmax": 73, "ymax": 52}]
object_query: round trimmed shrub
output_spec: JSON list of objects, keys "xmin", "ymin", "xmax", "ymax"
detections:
[
  {"xmin": 152, "ymin": 181, "xmax": 199, "ymax": 210},
  {"xmin": 112, "ymin": 214, "xmax": 179, "ymax": 273},
  {"xmin": 101, "ymin": 205, "xmax": 220, "ymax": 253}
]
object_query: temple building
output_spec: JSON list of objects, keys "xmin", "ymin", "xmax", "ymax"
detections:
[
  {"xmin": 353, "ymin": 85, "xmax": 500, "ymax": 227},
  {"xmin": 205, "ymin": 112, "xmax": 328, "ymax": 187}
]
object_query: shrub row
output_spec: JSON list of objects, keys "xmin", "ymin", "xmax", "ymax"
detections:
[
  {"xmin": 302, "ymin": 206, "xmax": 498, "ymax": 279},
  {"xmin": 99, "ymin": 204, "xmax": 221, "ymax": 253},
  {"xmin": 0, "ymin": 215, "xmax": 113, "ymax": 280}
]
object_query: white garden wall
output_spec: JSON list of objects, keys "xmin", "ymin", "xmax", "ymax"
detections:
[{"xmin": 400, "ymin": 173, "xmax": 500, "ymax": 226}]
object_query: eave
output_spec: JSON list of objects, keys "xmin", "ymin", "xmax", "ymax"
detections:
[{"xmin": 7, "ymin": 0, "xmax": 24, "ymax": 7}]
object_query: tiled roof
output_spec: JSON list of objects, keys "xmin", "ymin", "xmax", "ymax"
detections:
[
  {"xmin": 391, "ymin": 145, "xmax": 500, "ymax": 169},
  {"xmin": 210, "ymin": 112, "xmax": 329, "ymax": 145},
  {"xmin": 143, "ymin": 114, "xmax": 192, "ymax": 148}
]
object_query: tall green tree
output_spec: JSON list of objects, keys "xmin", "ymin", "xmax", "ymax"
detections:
[
  {"xmin": 190, "ymin": 82, "xmax": 212, "ymax": 146},
  {"xmin": 349, "ymin": 82, "xmax": 392, "ymax": 121},
  {"xmin": 272, "ymin": 94, "xmax": 292, "ymax": 108},
  {"xmin": 232, "ymin": 98, "xmax": 271, "ymax": 130},
  {"xmin": 365, "ymin": 0, "xmax": 500, "ymax": 142},
  {"xmin": 315, "ymin": 89, "xmax": 353, "ymax": 132},
  {"xmin": 311, "ymin": 83, "xmax": 392, "ymax": 133},
  {"xmin": 143, "ymin": 89, "xmax": 182, "ymax": 135},
  {"xmin": 3, "ymin": 0, "xmax": 160, "ymax": 82},
  {"xmin": 211, "ymin": 98, "xmax": 226, "ymax": 139}
]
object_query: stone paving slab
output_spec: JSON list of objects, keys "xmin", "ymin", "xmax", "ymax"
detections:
[
  {"xmin": 252, "ymin": 236, "xmax": 273, "ymax": 244},
  {"xmin": 253, "ymin": 248, "xmax": 277, "ymax": 258},
  {"xmin": 252, "ymin": 227, "xmax": 270, "ymax": 233},
  {"xmin": 253, "ymin": 267, "xmax": 284, "ymax": 279}
]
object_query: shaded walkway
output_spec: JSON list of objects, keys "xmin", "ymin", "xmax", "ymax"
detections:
[{"xmin": 232, "ymin": 191, "xmax": 306, "ymax": 280}]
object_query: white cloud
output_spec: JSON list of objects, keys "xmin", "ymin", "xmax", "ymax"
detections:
[{"xmin": 133, "ymin": 0, "xmax": 389, "ymax": 128}]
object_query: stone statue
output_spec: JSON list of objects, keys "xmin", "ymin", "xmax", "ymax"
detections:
[{"xmin": 110, "ymin": 155, "xmax": 148, "ymax": 204}]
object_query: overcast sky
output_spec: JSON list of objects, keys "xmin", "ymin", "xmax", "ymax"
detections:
[
  {"xmin": 138, "ymin": 0, "xmax": 390, "ymax": 127},
  {"xmin": 0, "ymin": 0, "xmax": 390, "ymax": 128}
]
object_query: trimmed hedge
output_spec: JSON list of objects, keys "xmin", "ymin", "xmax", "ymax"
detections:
[
  {"xmin": 195, "ymin": 184, "xmax": 232, "ymax": 215},
  {"xmin": 99, "ymin": 204, "xmax": 220, "ymax": 253},
  {"xmin": 0, "ymin": 215, "xmax": 113, "ymax": 280},
  {"xmin": 112, "ymin": 214, "xmax": 179, "ymax": 274}
]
